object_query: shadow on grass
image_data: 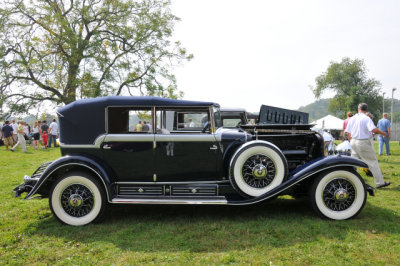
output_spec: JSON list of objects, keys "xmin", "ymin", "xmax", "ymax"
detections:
[{"xmin": 24, "ymin": 198, "xmax": 400, "ymax": 252}]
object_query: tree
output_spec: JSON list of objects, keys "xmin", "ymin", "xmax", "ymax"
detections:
[
  {"xmin": 0, "ymin": 0, "xmax": 192, "ymax": 116},
  {"xmin": 311, "ymin": 57, "xmax": 382, "ymax": 119}
]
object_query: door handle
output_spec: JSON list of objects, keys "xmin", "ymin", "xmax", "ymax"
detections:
[
  {"xmin": 210, "ymin": 145, "xmax": 218, "ymax": 150},
  {"xmin": 103, "ymin": 144, "xmax": 112, "ymax": 150}
]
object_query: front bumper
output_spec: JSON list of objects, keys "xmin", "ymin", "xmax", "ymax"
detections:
[{"xmin": 12, "ymin": 175, "xmax": 39, "ymax": 198}]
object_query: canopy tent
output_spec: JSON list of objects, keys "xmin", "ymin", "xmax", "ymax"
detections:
[{"xmin": 311, "ymin": 115, "xmax": 344, "ymax": 130}]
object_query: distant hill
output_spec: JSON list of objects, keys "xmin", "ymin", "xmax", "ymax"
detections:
[
  {"xmin": 298, "ymin": 99, "xmax": 331, "ymax": 121},
  {"xmin": 298, "ymin": 98, "xmax": 400, "ymax": 122}
]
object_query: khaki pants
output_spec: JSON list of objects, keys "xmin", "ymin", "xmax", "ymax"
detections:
[
  {"xmin": 350, "ymin": 139, "xmax": 385, "ymax": 186},
  {"xmin": 12, "ymin": 133, "xmax": 27, "ymax": 152}
]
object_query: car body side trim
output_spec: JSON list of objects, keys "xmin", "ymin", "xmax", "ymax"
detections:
[
  {"xmin": 114, "ymin": 180, "xmax": 230, "ymax": 185},
  {"xmin": 59, "ymin": 134, "xmax": 106, "ymax": 148},
  {"xmin": 111, "ymin": 198, "xmax": 228, "ymax": 205},
  {"xmin": 104, "ymin": 134, "xmax": 155, "ymax": 142},
  {"xmin": 155, "ymin": 134, "xmax": 217, "ymax": 142}
]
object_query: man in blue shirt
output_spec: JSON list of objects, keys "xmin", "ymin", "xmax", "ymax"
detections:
[
  {"xmin": 1, "ymin": 121, "xmax": 14, "ymax": 151},
  {"xmin": 377, "ymin": 113, "xmax": 391, "ymax": 155}
]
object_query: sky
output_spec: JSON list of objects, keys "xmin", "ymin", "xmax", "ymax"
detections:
[{"xmin": 170, "ymin": 0, "xmax": 400, "ymax": 112}]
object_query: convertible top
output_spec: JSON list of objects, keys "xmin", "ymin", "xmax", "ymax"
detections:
[{"xmin": 58, "ymin": 96, "xmax": 219, "ymax": 145}]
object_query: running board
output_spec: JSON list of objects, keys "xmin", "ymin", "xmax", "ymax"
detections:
[{"xmin": 111, "ymin": 198, "xmax": 228, "ymax": 205}]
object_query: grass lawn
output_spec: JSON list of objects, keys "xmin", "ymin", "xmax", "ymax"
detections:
[{"xmin": 1, "ymin": 142, "xmax": 400, "ymax": 264}]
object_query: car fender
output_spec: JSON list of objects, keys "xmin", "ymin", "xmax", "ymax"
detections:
[
  {"xmin": 25, "ymin": 155, "xmax": 113, "ymax": 201},
  {"xmin": 227, "ymin": 155, "xmax": 369, "ymax": 205}
]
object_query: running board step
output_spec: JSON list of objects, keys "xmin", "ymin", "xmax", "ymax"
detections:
[{"xmin": 111, "ymin": 197, "xmax": 228, "ymax": 205}]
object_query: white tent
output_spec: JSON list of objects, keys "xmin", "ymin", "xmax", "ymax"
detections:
[{"xmin": 311, "ymin": 115, "xmax": 344, "ymax": 130}]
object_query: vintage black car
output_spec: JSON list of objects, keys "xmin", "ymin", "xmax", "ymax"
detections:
[{"xmin": 13, "ymin": 96, "xmax": 374, "ymax": 226}]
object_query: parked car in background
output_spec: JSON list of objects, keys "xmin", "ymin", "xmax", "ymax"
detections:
[{"xmin": 14, "ymin": 96, "xmax": 374, "ymax": 225}]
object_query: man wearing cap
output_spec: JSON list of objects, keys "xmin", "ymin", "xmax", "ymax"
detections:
[{"xmin": 345, "ymin": 103, "xmax": 391, "ymax": 188}]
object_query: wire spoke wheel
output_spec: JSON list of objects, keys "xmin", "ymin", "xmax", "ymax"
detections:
[
  {"xmin": 241, "ymin": 154, "xmax": 276, "ymax": 188},
  {"xmin": 60, "ymin": 184, "xmax": 95, "ymax": 218},
  {"xmin": 310, "ymin": 169, "xmax": 366, "ymax": 220},
  {"xmin": 322, "ymin": 178, "xmax": 356, "ymax": 211},
  {"xmin": 50, "ymin": 172, "xmax": 106, "ymax": 226}
]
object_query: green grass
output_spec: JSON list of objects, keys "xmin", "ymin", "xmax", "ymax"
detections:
[{"xmin": 1, "ymin": 142, "xmax": 400, "ymax": 264}]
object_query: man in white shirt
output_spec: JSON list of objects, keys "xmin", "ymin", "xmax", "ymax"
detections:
[
  {"xmin": 48, "ymin": 119, "xmax": 59, "ymax": 148},
  {"xmin": 10, "ymin": 119, "xmax": 18, "ymax": 145},
  {"xmin": 345, "ymin": 103, "xmax": 390, "ymax": 188}
]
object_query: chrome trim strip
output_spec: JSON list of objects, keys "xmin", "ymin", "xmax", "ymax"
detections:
[
  {"xmin": 26, "ymin": 162, "xmax": 111, "ymax": 201},
  {"xmin": 154, "ymin": 134, "xmax": 217, "ymax": 142},
  {"xmin": 114, "ymin": 180, "xmax": 229, "ymax": 185},
  {"xmin": 56, "ymin": 111, "xmax": 64, "ymax": 118},
  {"xmin": 104, "ymin": 134, "xmax": 155, "ymax": 142},
  {"xmin": 111, "ymin": 198, "xmax": 228, "ymax": 205},
  {"xmin": 59, "ymin": 134, "xmax": 106, "ymax": 148}
]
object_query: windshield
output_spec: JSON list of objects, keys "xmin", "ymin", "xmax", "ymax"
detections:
[{"xmin": 213, "ymin": 107, "xmax": 222, "ymax": 129}]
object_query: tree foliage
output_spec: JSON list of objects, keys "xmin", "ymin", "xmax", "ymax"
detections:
[
  {"xmin": 312, "ymin": 57, "xmax": 382, "ymax": 118},
  {"xmin": 0, "ymin": 0, "xmax": 192, "ymax": 116}
]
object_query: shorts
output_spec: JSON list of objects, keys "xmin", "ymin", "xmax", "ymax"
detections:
[
  {"xmin": 33, "ymin": 133, "xmax": 40, "ymax": 140},
  {"xmin": 3, "ymin": 136, "xmax": 13, "ymax": 146}
]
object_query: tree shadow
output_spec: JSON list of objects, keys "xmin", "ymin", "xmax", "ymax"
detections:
[{"xmin": 25, "ymin": 198, "xmax": 400, "ymax": 252}]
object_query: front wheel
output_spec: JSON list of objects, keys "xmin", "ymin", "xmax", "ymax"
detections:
[
  {"xmin": 310, "ymin": 169, "xmax": 367, "ymax": 220},
  {"xmin": 49, "ymin": 172, "xmax": 106, "ymax": 226}
]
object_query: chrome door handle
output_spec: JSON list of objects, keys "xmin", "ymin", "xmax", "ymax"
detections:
[
  {"xmin": 210, "ymin": 145, "xmax": 218, "ymax": 150},
  {"xmin": 103, "ymin": 144, "xmax": 112, "ymax": 150}
]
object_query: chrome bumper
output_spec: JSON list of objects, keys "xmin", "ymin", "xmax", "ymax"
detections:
[{"xmin": 12, "ymin": 175, "xmax": 38, "ymax": 198}]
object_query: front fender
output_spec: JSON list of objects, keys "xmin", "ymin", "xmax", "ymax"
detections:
[
  {"xmin": 227, "ymin": 155, "xmax": 368, "ymax": 205},
  {"xmin": 24, "ymin": 155, "xmax": 113, "ymax": 200}
]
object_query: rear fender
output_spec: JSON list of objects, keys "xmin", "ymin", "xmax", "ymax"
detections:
[
  {"xmin": 228, "ymin": 155, "xmax": 369, "ymax": 205},
  {"xmin": 25, "ymin": 155, "xmax": 113, "ymax": 201}
]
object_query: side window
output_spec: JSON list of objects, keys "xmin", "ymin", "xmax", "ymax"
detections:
[
  {"xmin": 108, "ymin": 107, "xmax": 153, "ymax": 134},
  {"xmin": 156, "ymin": 108, "xmax": 210, "ymax": 133}
]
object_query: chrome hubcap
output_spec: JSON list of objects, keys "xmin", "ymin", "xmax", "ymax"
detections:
[
  {"xmin": 242, "ymin": 154, "xmax": 276, "ymax": 188},
  {"xmin": 60, "ymin": 184, "xmax": 94, "ymax": 217},
  {"xmin": 68, "ymin": 194, "xmax": 83, "ymax": 207},
  {"xmin": 322, "ymin": 178, "xmax": 356, "ymax": 211},
  {"xmin": 252, "ymin": 164, "xmax": 267, "ymax": 179},
  {"xmin": 334, "ymin": 189, "xmax": 349, "ymax": 202}
]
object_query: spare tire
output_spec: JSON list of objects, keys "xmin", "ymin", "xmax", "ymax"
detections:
[{"xmin": 229, "ymin": 142, "xmax": 288, "ymax": 197}]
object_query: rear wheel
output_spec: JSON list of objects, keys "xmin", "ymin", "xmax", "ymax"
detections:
[
  {"xmin": 230, "ymin": 143, "xmax": 288, "ymax": 197},
  {"xmin": 49, "ymin": 172, "xmax": 106, "ymax": 226},
  {"xmin": 310, "ymin": 169, "xmax": 367, "ymax": 220}
]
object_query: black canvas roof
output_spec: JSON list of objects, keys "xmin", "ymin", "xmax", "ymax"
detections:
[{"xmin": 57, "ymin": 96, "xmax": 219, "ymax": 145}]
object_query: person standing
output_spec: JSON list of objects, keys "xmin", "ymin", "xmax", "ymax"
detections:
[
  {"xmin": 1, "ymin": 121, "xmax": 14, "ymax": 151},
  {"xmin": 31, "ymin": 121, "xmax": 41, "ymax": 150},
  {"xmin": 48, "ymin": 119, "xmax": 59, "ymax": 147},
  {"xmin": 11, "ymin": 121, "xmax": 27, "ymax": 153},
  {"xmin": 10, "ymin": 119, "xmax": 18, "ymax": 145},
  {"xmin": 40, "ymin": 120, "xmax": 49, "ymax": 149},
  {"xmin": 342, "ymin": 111, "xmax": 353, "ymax": 140},
  {"xmin": 377, "ymin": 113, "xmax": 391, "ymax": 156},
  {"xmin": 135, "ymin": 121, "xmax": 142, "ymax": 132},
  {"xmin": 345, "ymin": 103, "xmax": 390, "ymax": 188}
]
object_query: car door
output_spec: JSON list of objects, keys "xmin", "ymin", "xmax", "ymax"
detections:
[
  {"xmin": 154, "ymin": 107, "xmax": 220, "ymax": 182},
  {"xmin": 102, "ymin": 107, "xmax": 155, "ymax": 182}
]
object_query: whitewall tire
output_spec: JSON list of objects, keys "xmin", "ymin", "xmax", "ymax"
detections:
[
  {"xmin": 310, "ymin": 169, "xmax": 367, "ymax": 220},
  {"xmin": 230, "ymin": 143, "xmax": 288, "ymax": 197},
  {"xmin": 49, "ymin": 172, "xmax": 106, "ymax": 226}
]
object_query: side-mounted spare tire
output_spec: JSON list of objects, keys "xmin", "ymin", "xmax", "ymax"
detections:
[{"xmin": 229, "ymin": 141, "xmax": 288, "ymax": 198}]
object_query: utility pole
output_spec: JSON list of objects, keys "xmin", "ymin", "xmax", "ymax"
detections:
[
  {"xmin": 383, "ymin": 92, "xmax": 386, "ymax": 113},
  {"xmin": 391, "ymin": 88, "xmax": 396, "ymax": 126}
]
